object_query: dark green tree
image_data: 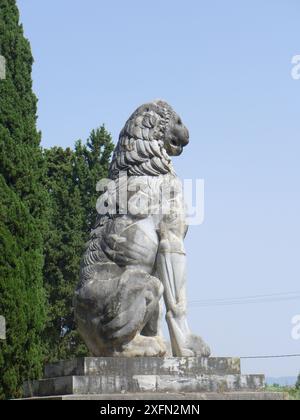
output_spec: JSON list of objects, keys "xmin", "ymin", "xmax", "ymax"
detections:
[
  {"xmin": 74, "ymin": 126, "xmax": 114, "ymax": 232},
  {"xmin": 43, "ymin": 147, "xmax": 86, "ymax": 361},
  {"xmin": 43, "ymin": 127, "xmax": 114, "ymax": 362},
  {"xmin": 0, "ymin": 0, "xmax": 47, "ymax": 399}
]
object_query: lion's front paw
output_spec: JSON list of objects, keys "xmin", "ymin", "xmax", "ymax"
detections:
[
  {"xmin": 184, "ymin": 334, "xmax": 211, "ymax": 357},
  {"xmin": 121, "ymin": 335, "xmax": 167, "ymax": 357}
]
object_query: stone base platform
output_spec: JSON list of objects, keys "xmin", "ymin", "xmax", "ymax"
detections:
[
  {"xmin": 23, "ymin": 357, "xmax": 286, "ymax": 400},
  {"xmin": 22, "ymin": 392, "xmax": 288, "ymax": 400}
]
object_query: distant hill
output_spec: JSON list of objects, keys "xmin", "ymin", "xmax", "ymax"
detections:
[{"xmin": 266, "ymin": 377, "xmax": 297, "ymax": 387}]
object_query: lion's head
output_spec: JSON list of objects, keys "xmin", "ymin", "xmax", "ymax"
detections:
[{"xmin": 109, "ymin": 100, "xmax": 189, "ymax": 179}]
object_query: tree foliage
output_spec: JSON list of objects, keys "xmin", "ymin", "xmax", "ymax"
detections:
[
  {"xmin": 0, "ymin": 1, "xmax": 114, "ymax": 397},
  {"xmin": 0, "ymin": 0, "xmax": 47, "ymax": 399},
  {"xmin": 43, "ymin": 128, "xmax": 114, "ymax": 361}
]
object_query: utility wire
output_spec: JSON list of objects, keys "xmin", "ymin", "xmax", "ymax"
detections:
[
  {"xmin": 191, "ymin": 290, "xmax": 300, "ymax": 303},
  {"xmin": 189, "ymin": 291, "xmax": 300, "ymax": 307},
  {"xmin": 187, "ymin": 292, "xmax": 300, "ymax": 360},
  {"xmin": 240, "ymin": 354, "xmax": 300, "ymax": 360}
]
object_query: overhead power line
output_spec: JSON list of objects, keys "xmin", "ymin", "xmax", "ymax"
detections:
[
  {"xmin": 189, "ymin": 291, "xmax": 300, "ymax": 307},
  {"xmin": 240, "ymin": 354, "xmax": 300, "ymax": 360}
]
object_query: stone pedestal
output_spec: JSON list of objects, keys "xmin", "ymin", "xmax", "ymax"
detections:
[{"xmin": 23, "ymin": 357, "xmax": 287, "ymax": 400}]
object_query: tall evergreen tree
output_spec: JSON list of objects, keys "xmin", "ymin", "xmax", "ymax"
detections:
[
  {"xmin": 43, "ymin": 147, "xmax": 86, "ymax": 361},
  {"xmin": 43, "ymin": 127, "xmax": 114, "ymax": 362},
  {"xmin": 0, "ymin": 0, "xmax": 47, "ymax": 398},
  {"xmin": 74, "ymin": 126, "xmax": 114, "ymax": 232}
]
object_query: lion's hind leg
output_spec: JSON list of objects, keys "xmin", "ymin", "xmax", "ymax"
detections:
[
  {"xmin": 78, "ymin": 215, "xmax": 167, "ymax": 357},
  {"xmin": 102, "ymin": 269, "xmax": 167, "ymax": 357}
]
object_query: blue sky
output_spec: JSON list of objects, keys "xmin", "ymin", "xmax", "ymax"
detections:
[{"xmin": 17, "ymin": 0, "xmax": 300, "ymax": 377}]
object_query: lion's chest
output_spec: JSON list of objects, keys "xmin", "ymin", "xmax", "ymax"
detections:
[{"xmin": 127, "ymin": 174, "xmax": 187, "ymax": 237}]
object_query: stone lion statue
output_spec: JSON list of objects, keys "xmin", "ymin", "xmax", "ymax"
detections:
[{"xmin": 74, "ymin": 100, "xmax": 211, "ymax": 358}]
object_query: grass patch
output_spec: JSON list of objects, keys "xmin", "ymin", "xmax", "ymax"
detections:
[{"xmin": 266, "ymin": 385, "xmax": 300, "ymax": 400}]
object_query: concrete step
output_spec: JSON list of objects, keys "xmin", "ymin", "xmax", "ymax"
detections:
[
  {"xmin": 22, "ymin": 392, "xmax": 288, "ymax": 401},
  {"xmin": 44, "ymin": 357, "xmax": 241, "ymax": 379},
  {"xmin": 24, "ymin": 373, "xmax": 265, "ymax": 398}
]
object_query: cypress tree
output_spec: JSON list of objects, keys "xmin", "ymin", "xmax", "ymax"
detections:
[{"xmin": 0, "ymin": 0, "xmax": 47, "ymax": 398}]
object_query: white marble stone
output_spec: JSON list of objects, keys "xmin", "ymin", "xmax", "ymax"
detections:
[{"xmin": 74, "ymin": 101, "xmax": 210, "ymax": 357}]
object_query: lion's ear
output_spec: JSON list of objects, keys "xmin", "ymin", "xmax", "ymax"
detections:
[{"xmin": 142, "ymin": 113, "xmax": 157, "ymax": 129}]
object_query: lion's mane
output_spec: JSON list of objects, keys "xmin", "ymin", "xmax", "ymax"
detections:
[{"xmin": 109, "ymin": 100, "xmax": 177, "ymax": 179}]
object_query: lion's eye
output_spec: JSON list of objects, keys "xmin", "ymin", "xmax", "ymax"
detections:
[{"xmin": 178, "ymin": 118, "xmax": 182, "ymax": 125}]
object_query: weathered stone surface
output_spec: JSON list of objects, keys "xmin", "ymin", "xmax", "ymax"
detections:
[
  {"xmin": 74, "ymin": 101, "xmax": 210, "ymax": 358},
  {"xmin": 0, "ymin": 316, "xmax": 5, "ymax": 340},
  {"xmin": 44, "ymin": 357, "xmax": 241, "ymax": 379},
  {"xmin": 24, "ymin": 374, "xmax": 265, "ymax": 398},
  {"xmin": 0, "ymin": 55, "xmax": 5, "ymax": 80},
  {"xmin": 21, "ymin": 392, "xmax": 288, "ymax": 401},
  {"xmin": 21, "ymin": 104, "xmax": 279, "ymax": 402},
  {"xmin": 23, "ymin": 356, "xmax": 280, "ymax": 400}
]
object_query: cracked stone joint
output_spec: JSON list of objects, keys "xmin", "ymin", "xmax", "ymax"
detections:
[
  {"xmin": 0, "ymin": 316, "xmax": 6, "ymax": 340},
  {"xmin": 0, "ymin": 55, "xmax": 6, "ymax": 80}
]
